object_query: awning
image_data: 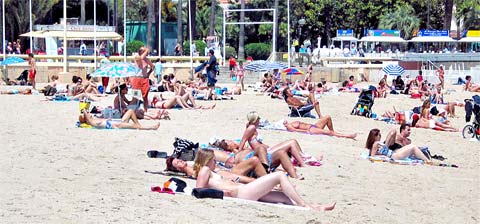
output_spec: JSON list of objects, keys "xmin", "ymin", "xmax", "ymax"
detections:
[
  {"xmin": 409, "ymin": 36, "xmax": 457, "ymax": 42},
  {"xmin": 458, "ymin": 37, "xmax": 480, "ymax": 42},
  {"xmin": 20, "ymin": 30, "xmax": 123, "ymax": 40},
  {"xmin": 359, "ymin": 36, "xmax": 406, "ymax": 43},
  {"xmin": 332, "ymin": 36, "xmax": 359, "ymax": 41}
]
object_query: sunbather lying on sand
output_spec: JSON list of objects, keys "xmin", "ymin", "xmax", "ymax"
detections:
[
  {"xmin": 166, "ymin": 153, "xmax": 265, "ymax": 183},
  {"xmin": 283, "ymin": 118, "xmax": 357, "ymax": 139},
  {"xmin": 194, "ymin": 149, "xmax": 335, "ymax": 211},
  {"xmin": 412, "ymin": 100, "xmax": 458, "ymax": 132},
  {"xmin": 0, "ymin": 88, "xmax": 32, "ymax": 95},
  {"xmin": 79, "ymin": 109, "xmax": 160, "ymax": 130},
  {"xmin": 237, "ymin": 111, "xmax": 321, "ymax": 178},
  {"xmin": 366, "ymin": 128, "xmax": 431, "ymax": 162},
  {"xmin": 45, "ymin": 92, "xmax": 98, "ymax": 101},
  {"xmin": 151, "ymin": 93, "xmax": 215, "ymax": 109}
]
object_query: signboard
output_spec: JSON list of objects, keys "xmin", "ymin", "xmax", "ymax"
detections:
[
  {"xmin": 417, "ymin": 30, "xmax": 449, "ymax": 37},
  {"xmin": 367, "ymin": 30, "xmax": 400, "ymax": 37},
  {"xmin": 336, "ymin": 29, "xmax": 353, "ymax": 37},
  {"xmin": 466, "ymin": 30, "xmax": 480, "ymax": 37}
]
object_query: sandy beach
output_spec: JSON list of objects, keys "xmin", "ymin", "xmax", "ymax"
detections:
[{"xmin": 1, "ymin": 82, "xmax": 479, "ymax": 223}]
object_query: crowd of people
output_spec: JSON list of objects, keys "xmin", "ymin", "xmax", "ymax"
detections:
[{"xmin": 2, "ymin": 45, "xmax": 478, "ymax": 213}]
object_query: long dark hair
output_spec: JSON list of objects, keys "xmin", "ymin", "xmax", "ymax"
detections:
[
  {"xmin": 366, "ymin": 129, "xmax": 380, "ymax": 150},
  {"xmin": 165, "ymin": 157, "xmax": 181, "ymax": 172}
]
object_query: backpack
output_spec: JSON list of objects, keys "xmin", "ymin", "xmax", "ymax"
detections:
[
  {"xmin": 172, "ymin": 137, "xmax": 199, "ymax": 161},
  {"xmin": 44, "ymin": 85, "xmax": 57, "ymax": 96}
]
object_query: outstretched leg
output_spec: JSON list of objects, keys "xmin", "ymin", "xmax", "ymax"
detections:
[
  {"xmin": 268, "ymin": 139, "xmax": 306, "ymax": 167},
  {"xmin": 392, "ymin": 144, "xmax": 430, "ymax": 161}
]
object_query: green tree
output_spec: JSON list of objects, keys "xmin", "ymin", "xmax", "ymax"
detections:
[
  {"xmin": 457, "ymin": 0, "xmax": 480, "ymax": 30},
  {"xmin": 209, "ymin": 0, "xmax": 216, "ymax": 36},
  {"xmin": 378, "ymin": 5, "xmax": 420, "ymax": 39}
]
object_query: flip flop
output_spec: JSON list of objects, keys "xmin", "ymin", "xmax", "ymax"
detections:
[
  {"xmin": 151, "ymin": 186, "xmax": 175, "ymax": 194},
  {"xmin": 147, "ymin": 150, "xmax": 168, "ymax": 158}
]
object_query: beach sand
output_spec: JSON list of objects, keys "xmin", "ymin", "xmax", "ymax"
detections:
[{"xmin": 0, "ymin": 83, "xmax": 478, "ymax": 223}]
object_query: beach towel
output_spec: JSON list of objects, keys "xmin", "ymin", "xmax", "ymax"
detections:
[
  {"xmin": 258, "ymin": 119, "xmax": 330, "ymax": 137},
  {"xmin": 360, "ymin": 151, "xmax": 458, "ymax": 168}
]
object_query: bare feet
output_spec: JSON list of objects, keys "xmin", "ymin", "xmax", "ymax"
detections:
[
  {"xmin": 348, "ymin": 133, "xmax": 357, "ymax": 139},
  {"xmin": 308, "ymin": 202, "xmax": 336, "ymax": 211},
  {"xmin": 150, "ymin": 122, "xmax": 160, "ymax": 130}
]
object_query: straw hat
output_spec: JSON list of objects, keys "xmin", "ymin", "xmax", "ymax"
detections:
[{"xmin": 247, "ymin": 111, "xmax": 260, "ymax": 124}]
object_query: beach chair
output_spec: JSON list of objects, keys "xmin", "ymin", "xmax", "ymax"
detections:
[{"xmin": 287, "ymin": 104, "xmax": 316, "ymax": 118}]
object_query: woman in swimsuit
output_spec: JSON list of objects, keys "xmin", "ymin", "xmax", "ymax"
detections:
[
  {"xmin": 0, "ymin": 88, "xmax": 32, "ymax": 95},
  {"xmin": 194, "ymin": 149, "xmax": 335, "ymax": 211},
  {"xmin": 79, "ymin": 109, "xmax": 160, "ymax": 130},
  {"xmin": 366, "ymin": 129, "xmax": 431, "ymax": 162},
  {"xmin": 151, "ymin": 93, "xmax": 215, "ymax": 110},
  {"xmin": 412, "ymin": 100, "xmax": 458, "ymax": 132},
  {"xmin": 283, "ymin": 118, "xmax": 357, "ymax": 139},
  {"xmin": 166, "ymin": 154, "xmax": 265, "ymax": 183},
  {"xmin": 238, "ymin": 111, "xmax": 316, "ymax": 178},
  {"xmin": 465, "ymin": 75, "xmax": 480, "ymax": 92}
]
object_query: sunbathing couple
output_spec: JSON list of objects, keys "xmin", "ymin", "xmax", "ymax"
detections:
[
  {"xmin": 79, "ymin": 109, "xmax": 159, "ymax": 130},
  {"xmin": 366, "ymin": 127, "xmax": 431, "ymax": 163}
]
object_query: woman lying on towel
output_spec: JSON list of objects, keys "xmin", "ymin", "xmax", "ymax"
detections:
[
  {"xmin": 45, "ymin": 92, "xmax": 99, "ymax": 102},
  {"xmin": 366, "ymin": 129, "xmax": 431, "ymax": 163},
  {"xmin": 237, "ymin": 111, "xmax": 319, "ymax": 179},
  {"xmin": 412, "ymin": 100, "xmax": 458, "ymax": 132},
  {"xmin": 151, "ymin": 93, "xmax": 215, "ymax": 110},
  {"xmin": 211, "ymin": 139, "xmax": 318, "ymax": 179},
  {"xmin": 166, "ymin": 153, "xmax": 267, "ymax": 183},
  {"xmin": 79, "ymin": 109, "xmax": 160, "ymax": 130},
  {"xmin": 194, "ymin": 149, "xmax": 335, "ymax": 211},
  {"xmin": 0, "ymin": 88, "xmax": 32, "ymax": 95},
  {"xmin": 282, "ymin": 118, "xmax": 357, "ymax": 139}
]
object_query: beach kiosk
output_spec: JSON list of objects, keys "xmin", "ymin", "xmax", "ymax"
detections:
[
  {"xmin": 409, "ymin": 30, "xmax": 457, "ymax": 53},
  {"xmin": 359, "ymin": 30, "xmax": 407, "ymax": 53},
  {"xmin": 332, "ymin": 29, "xmax": 359, "ymax": 50},
  {"xmin": 458, "ymin": 30, "xmax": 480, "ymax": 52}
]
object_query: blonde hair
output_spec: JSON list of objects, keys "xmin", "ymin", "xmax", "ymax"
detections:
[
  {"xmin": 246, "ymin": 111, "xmax": 260, "ymax": 125},
  {"xmin": 193, "ymin": 149, "xmax": 215, "ymax": 178}
]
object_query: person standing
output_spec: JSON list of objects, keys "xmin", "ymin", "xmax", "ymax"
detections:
[
  {"xmin": 132, "ymin": 47, "xmax": 155, "ymax": 112},
  {"xmin": 100, "ymin": 54, "xmax": 111, "ymax": 91},
  {"xmin": 228, "ymin": 55, "xmax": 237, "ymax": 78},
  {"xmin": 154, "ymin": 59, "xmax": 163, "ymax": 84},
  {"xmin": 204, "ymin": 49, "xmax": 217, "ymax": 99},
  {"xmin": 436, "ymin": 65, "xmax": 445, "ymax": 89},
  {"xmin": 27, "ymin": 53, "xmax": 37, "ymax": 90}
]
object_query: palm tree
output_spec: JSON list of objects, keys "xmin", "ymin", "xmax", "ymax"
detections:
[
  {"xmin": 379, "ymin": 5, "xmax": 420, "ymax": 40},
  {"xmin": 177, "ymin": 0, "xmax": 183, "ymax": 47},
  {"xmin": 208, "ymin": 0, "xmax": 215, "ymax": 36},
  {"xmin": 189, "ymin": 0, "xmax": 196, "ymax": 39},
  {"xmin": 238, "ymin": 0, "xmax": 245, "ymax": 60},
  {"xmin": 147, "ymin": 0, "xmax": 155, "ymax": 49},
  {"xmin": 80, "ymin": 0, "xmax": 86, "ymax": 24},
  {"xmin": 444, "ymin": 0, "xmax": 454, "ymax": 31},
  {"xmin": 274, "ymin": 0, "xmax": 279, "ymax": 52}
]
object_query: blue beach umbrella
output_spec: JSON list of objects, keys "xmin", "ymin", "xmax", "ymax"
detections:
[
  {"xmin": 1, "ymin": 56, "xmax": 26, "ymax": 66},
  {"xmin": 382, "ymin": 64, "xmax": 405, "ymax": 76},
  {"xmin": 244, "ymin": 60, "xmax": 288, "ymax": 72},
  {"xmin": 91, "ymin": 62, "xmax": 142, "ymax": 78}
]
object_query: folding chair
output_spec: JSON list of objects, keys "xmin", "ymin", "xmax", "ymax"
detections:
[{"xmin": 287, "ymin": 104, "xmax": 316, "ymax": 118}]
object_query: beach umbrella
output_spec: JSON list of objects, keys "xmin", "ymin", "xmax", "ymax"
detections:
[
  {"xmin": 244, "ymin": 60, "xmax": 288, "ymax": 72},
  {"xmin": 382, "ymin": 64, "xmax": 405, "ymax": 76},
  {"xmin": 282, "ymin": 67, "xmax": 304, "ymax": 75},
  {"xmin": 91, "ymin": 62, "xmax": 142, "ymax": 78},
  {"xmin": 1, "ymin": 57, "xmax": 26, "ymax": 66}
]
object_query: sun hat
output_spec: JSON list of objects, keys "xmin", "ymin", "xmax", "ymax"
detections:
[{"xmin": 247, "ymin": 111, "xmax": 260, "ymax": 124}]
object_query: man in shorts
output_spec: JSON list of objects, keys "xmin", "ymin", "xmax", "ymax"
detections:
[
  {"xmin": 132, "ymin": 47, "xmax": 155, "ymax": 112},
  {"xmin": 27, "ymin": 53, "xmax": 37, "ymax": 89}
]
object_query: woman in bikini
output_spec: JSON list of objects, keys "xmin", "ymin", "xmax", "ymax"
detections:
[
  {"xmin": 166, "ymin": 153, "xmax": 266, "ymax": 183},
  {"xmin": 0, "ymin": 88, "xmax": 32, "ymax": 95},
  {"xmin": 465, "ymin": 75, "xmax": 480, "ymax": 92},
  {"xmin": 27, "ymin": 53, "xmax": 37, "ymax": 89},
  {"xmin": 79, "ymin": 109, "xmax": 160, "ymax": 130},
  {"xmin": 194, "ymin": 149, "xmax": 335, "ymax": 211},
  {"xmin": 366, "ymin": 128, "xmax": 431, "ymax": 162},
  {"xmin": 412, "ymin": 100, "xmax": 458, "ymax": 132},
  {"xmin": 210, "ymin": 137, "xmax": 317, "ymax": 178},
  {"xmin": 151, "ymin": 92, "xmax": 215, "ymax": 110},
  {"xmin": 238, "ymin": 111, "xmax": 317, "ymax": 178},
  {"xmin": 282, "ymin": 118, "xmax": 357, "ymax": 139}
]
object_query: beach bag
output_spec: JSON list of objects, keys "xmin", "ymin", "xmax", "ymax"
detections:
[
  {"xmin": 163, "ymin": 177, "xmax": 187, "ymax": 193},
  {"xmin": 192, "ymin": 188, "xmax": 224, "ymax": 199},
  {"xmin": 172, "ymin": 137, "xmax": 199, "ymax": 161},
  {"xmin": 44, "ymin": 85, "xmax": 57, "ymax": 96}
]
